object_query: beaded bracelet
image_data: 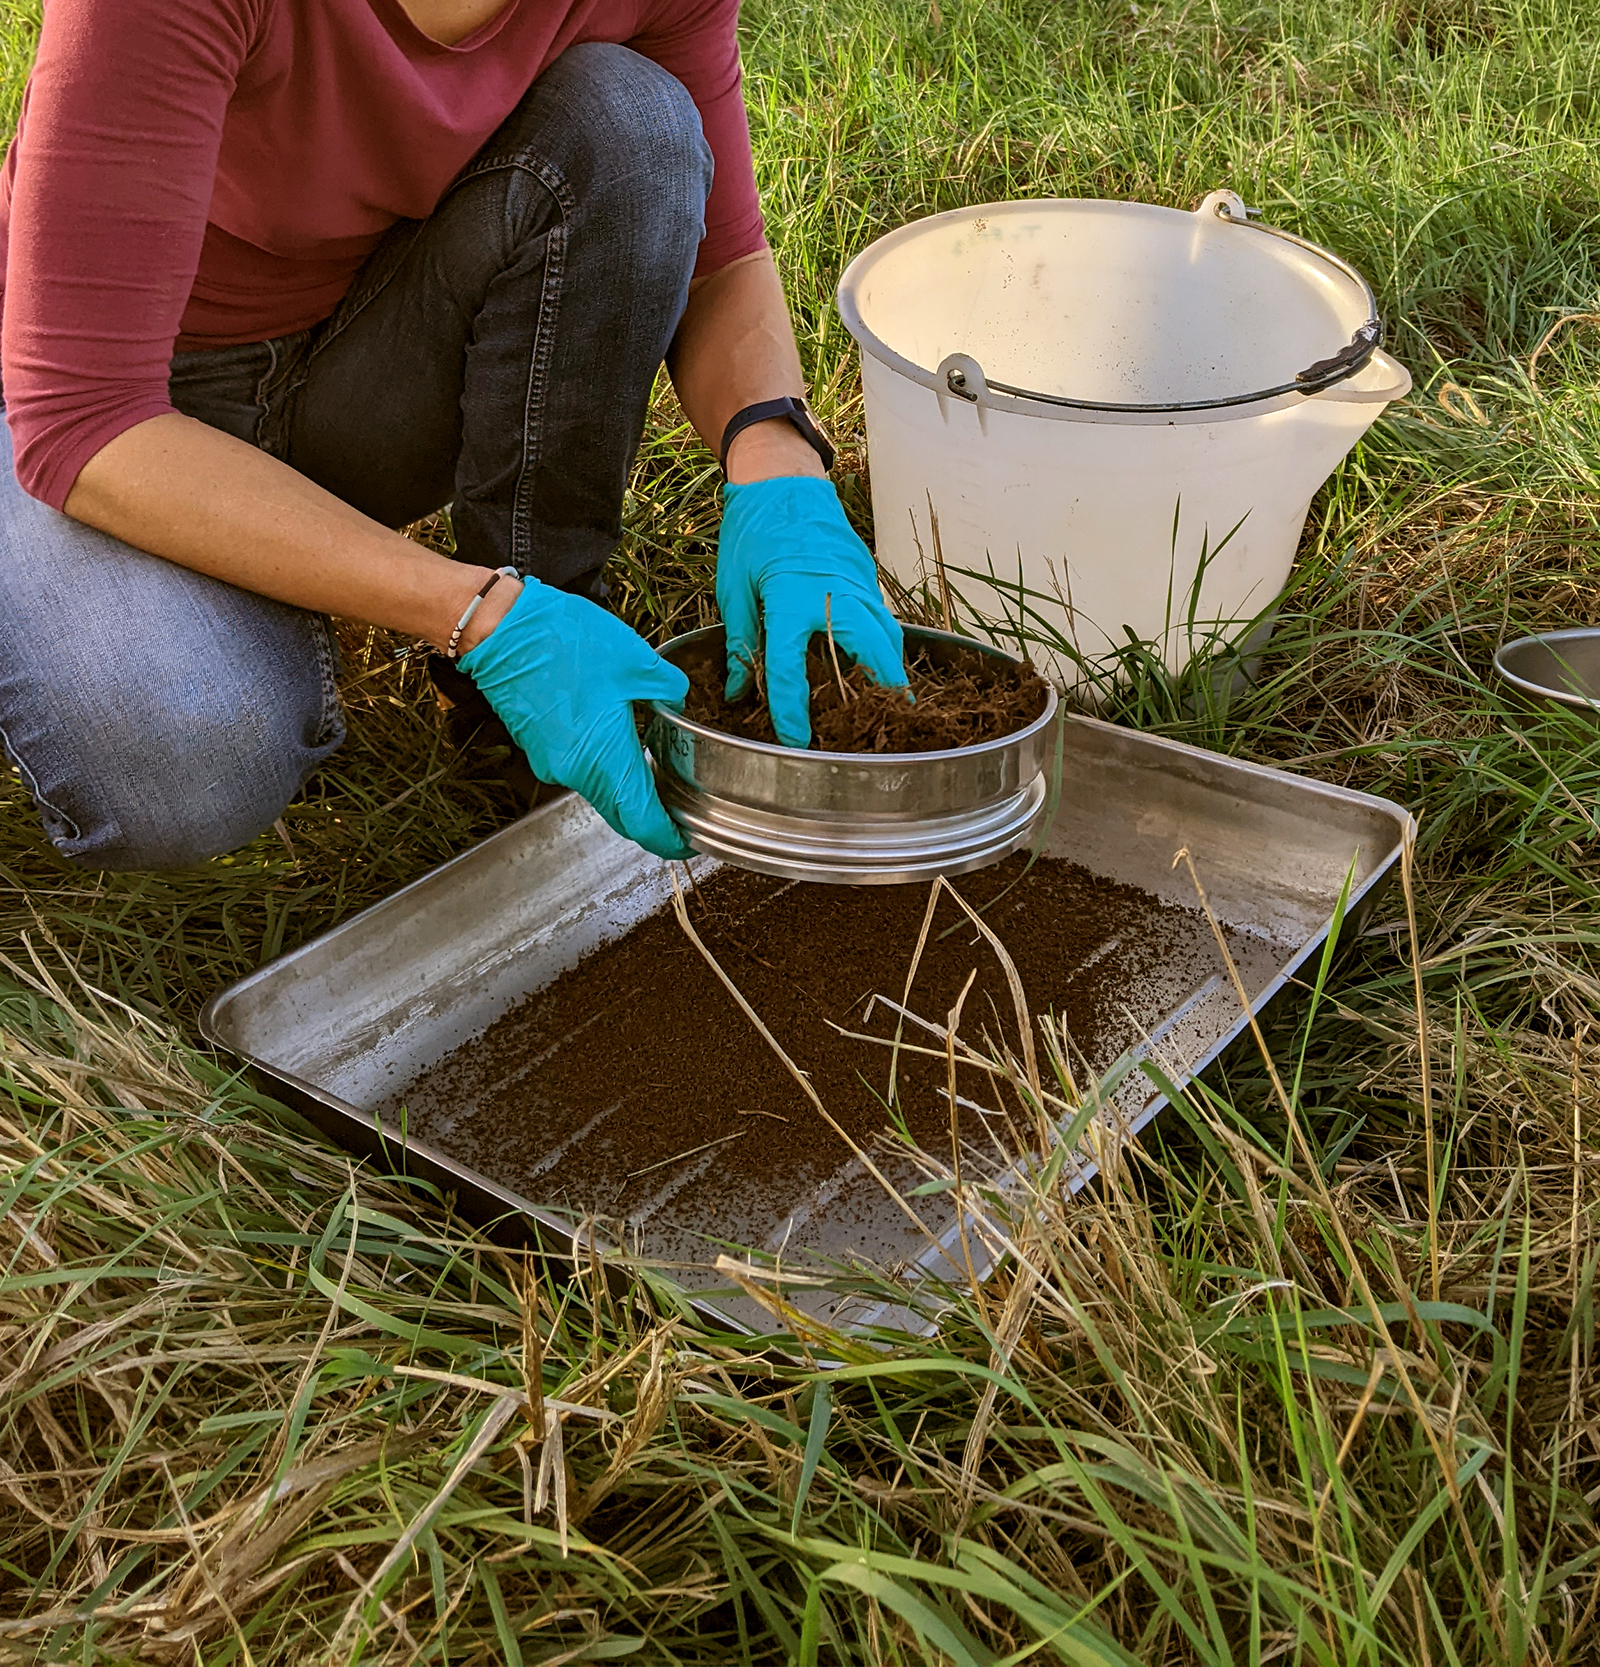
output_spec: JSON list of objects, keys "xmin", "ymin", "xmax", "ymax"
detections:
[{"xmin": 446, "ymin": 566, "xmax": 519, "ymax": 660}]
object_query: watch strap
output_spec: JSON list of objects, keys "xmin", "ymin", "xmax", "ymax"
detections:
[{"xmin": 719, "ymin": 396, "xmax": 836, "ymax": 476}]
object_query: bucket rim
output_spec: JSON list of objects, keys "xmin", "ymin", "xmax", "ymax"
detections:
[{"xmin": 835, "ymin": 193, "xmax": 1388, "ymax": 423}]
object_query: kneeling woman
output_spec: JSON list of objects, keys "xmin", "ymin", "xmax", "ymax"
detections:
[{"xmin": 0, "ymin": 0, "xmax": 906, "ymax": 869}]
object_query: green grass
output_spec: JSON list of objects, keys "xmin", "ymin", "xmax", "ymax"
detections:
[{"xmin": 5, "ymin": 0, "xmax": 1600, "ymax": 1661}]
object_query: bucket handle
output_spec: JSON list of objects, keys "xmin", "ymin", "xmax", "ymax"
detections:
[
  {"xmin": 928, "ymin": 194, "xmax": 1400, "ymax": 417},
  {"xmin": 1305, "ymin": 346, "xmax": 1414, "ymax": 405},
  {"xmin": 1201, "ymin": 191, "xmax": 1391, "ymax": 397}
]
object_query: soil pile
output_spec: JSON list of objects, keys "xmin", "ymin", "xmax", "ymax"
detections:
[
  {"xmin": 674, "ymin": 635, "xmax": 1050, "ymax": 753},
  {"xmin": 389, "ymin": 856, "xmax": 1242, "ymax": 1253}
]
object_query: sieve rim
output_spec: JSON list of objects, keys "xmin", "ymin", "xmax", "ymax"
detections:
[{"xmin": 1493, "ymin": 629, "xmax": 1600, "ymax": 712}]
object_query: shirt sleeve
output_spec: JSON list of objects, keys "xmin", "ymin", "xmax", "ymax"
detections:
[
  {"xmin": 1, "ymin": 0, "xmax": 258, "ymax": 509},
  {"xmin": 628, "ymin": 0, "xmax": 766, "ymax": 278}
]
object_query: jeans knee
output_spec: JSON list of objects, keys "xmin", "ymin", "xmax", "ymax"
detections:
[
  {"xmin": 12, "ymin": 663, "xmax": 344, "ymax": 874},
  {"xmin": 543, "ymin": 44, "xmax": 714, "ymax": 240},
  {"xmin": 0, "ymin": 446, "xmax": 346, "ymax": 872},
  {"xmin": 56, "ymin": 798, "xmax": 267, "ymax": 875}
]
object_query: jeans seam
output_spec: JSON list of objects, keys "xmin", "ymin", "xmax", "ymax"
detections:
[
  {"xmin": 418, "ymin": 148, "xmax": 574, "ymax": 571},
  {"xmin": 251, "ymin": 337, "xmax": 281, "ymax": 453},
  {"xmin": 0, "ymin": 716, "xmax": 83, "ymax": 843},
  {"xmin": 308, "ymin": 616, "xmax": 342, "ymax": 747},
  {"xmin": 512, "ymin": 216, "xmax": 567, "ymax": 568},
  {"xmin": 254, "ymin": 333, "xmax": 319, "ymax": 461}
]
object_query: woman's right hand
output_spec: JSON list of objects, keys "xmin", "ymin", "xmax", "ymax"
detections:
[{"xmin": 458, "ymin": 580, "xmax": 691, "ymax": 860}]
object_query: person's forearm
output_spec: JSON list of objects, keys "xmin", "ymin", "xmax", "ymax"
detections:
[
  {"xmin": 66, "ymin": 252, "xmax": 819, "ymax": 642},
  {"xmin": 63, "ymin": 412, "xmax": 521, "ymax": 650},
  {"xmin": 667, "ymin": 249, "xmax": 826, "ymax": 484}
]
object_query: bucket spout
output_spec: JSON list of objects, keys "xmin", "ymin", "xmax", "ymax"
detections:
[{"xmin": 1309, "ymin": 346, "xmax": 1411, "ymax": 406}]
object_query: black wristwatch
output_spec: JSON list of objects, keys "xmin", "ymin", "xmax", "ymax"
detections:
[{"xmin": 719, "ymin": 396, "xmax": 836, "ymax": 476}]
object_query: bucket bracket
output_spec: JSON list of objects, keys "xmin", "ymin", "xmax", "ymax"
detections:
[{"xmin": 936, "ymin": 352, "xmax": 992, "ymax": 434}]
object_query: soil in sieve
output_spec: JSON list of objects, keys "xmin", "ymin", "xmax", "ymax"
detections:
[
  {"xmin": 673, "ymin": 635, "xmax": 1051, "ymax": 753},
  {"xmin": 387, "ymin": 854, "xmax": 1247, "ymax": 1253}
]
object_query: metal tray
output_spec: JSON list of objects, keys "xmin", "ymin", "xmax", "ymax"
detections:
[{"xmin": 201, "ymin": 714, "xmax": 1412, "ymax": 1332}]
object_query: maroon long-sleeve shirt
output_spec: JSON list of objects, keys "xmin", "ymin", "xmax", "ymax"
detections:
[{"xmin": 0, "ymin": 0, "xmax": 766, "ymax": 510}]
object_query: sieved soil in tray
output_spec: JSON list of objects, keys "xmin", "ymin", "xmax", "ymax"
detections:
[
  {"xmin": 387, "ymin": 855, "xmax": 1262, "ymax": 1261},
  {"xmin": 672, "ymin": 635, "xmax": 1051, "ymax": 753}
]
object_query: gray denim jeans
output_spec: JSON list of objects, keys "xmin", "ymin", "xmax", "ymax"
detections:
[{"xmin": 0, "ymin": 43, "xmax": 712, "ymax": 870}]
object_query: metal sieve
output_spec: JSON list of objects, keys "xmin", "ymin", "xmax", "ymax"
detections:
[
  {"xmin": 645, "ymin": 624, "xmax": 1059, "ymax": 885},
  {"xmin": 1493, "ymin": 629, "xmax": 1600, "ymax": 722}
]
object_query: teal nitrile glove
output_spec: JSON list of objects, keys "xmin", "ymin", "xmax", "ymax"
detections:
[
  {"xmin": 458, "ymin": 580, "xmax": 691, "ymax": 860},
  {"xmin": 716, "ymin": 475, "xmax": 908, "ymax": 748}
]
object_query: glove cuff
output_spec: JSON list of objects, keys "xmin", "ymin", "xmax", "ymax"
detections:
[{"xmin": 722, "ymin": 473, "xmax": 843, "ymax": 510}]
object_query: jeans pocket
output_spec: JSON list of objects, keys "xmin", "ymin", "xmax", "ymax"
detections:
[{"xmin": 169, "ymin": 341, "xmax": 277, "ymax": 445}]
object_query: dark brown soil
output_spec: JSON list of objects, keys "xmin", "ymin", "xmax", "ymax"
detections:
[
  {"xmin": 388, "ymin": 855, "xmax": 1243, "ymax": 1257},
  {"xmin": 673, "ymin": 636, "xmax": 1050, "ymax": 753}
]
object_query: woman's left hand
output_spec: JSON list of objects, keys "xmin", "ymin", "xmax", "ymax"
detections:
[{"xmin": 715, "ymin": 474, "xmax": 908, "ymax": 748}]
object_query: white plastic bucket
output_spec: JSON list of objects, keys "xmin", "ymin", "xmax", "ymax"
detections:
[{"xmin": 836, "ymin": 191, "xmax": 1411, "ymax": 688}]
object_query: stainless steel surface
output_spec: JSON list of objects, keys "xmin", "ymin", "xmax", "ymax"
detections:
[
  {"xmin": 202, "ymin": 718, "xmax": 1412, "ymax": 1336},
  {"xmin": 1494, "ymin": 629, "xmax": 1600, "ymax": 720},
  {"xmin": 645, "ymin": 623, "xmax": 1059, "ymax": 884}
]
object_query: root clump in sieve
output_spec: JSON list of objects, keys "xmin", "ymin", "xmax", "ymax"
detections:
[{"xmin": 674, "ymin": 635, "xmax": 1050, "ymax": 754}]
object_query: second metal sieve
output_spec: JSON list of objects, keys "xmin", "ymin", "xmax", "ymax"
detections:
[{"xmin": 1493, "ymin": 629, "xmax": 1600, "ymax": 723}]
